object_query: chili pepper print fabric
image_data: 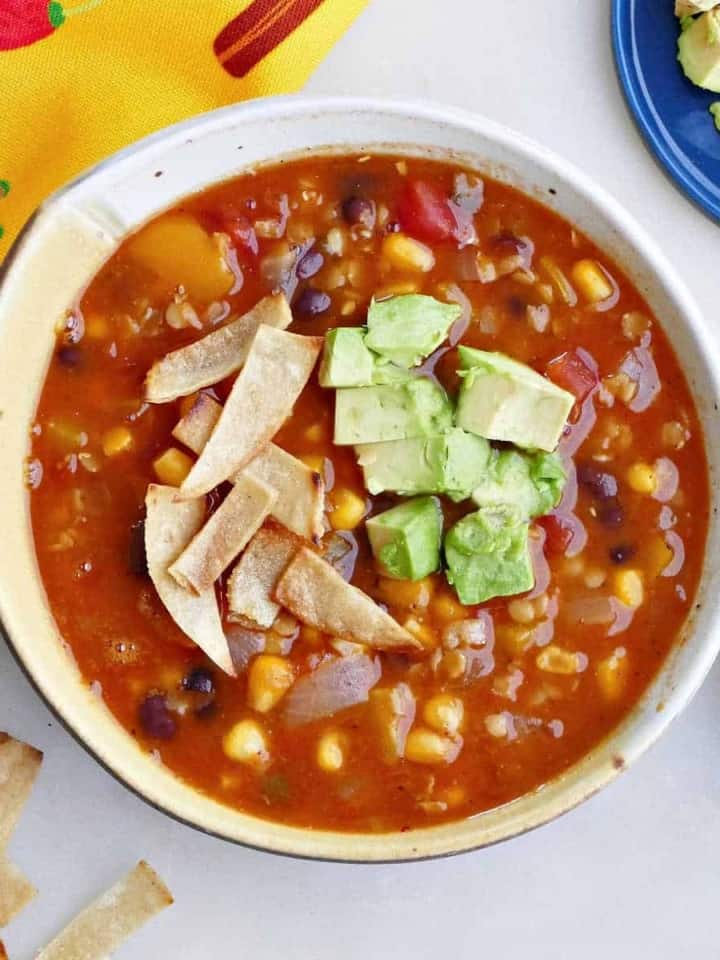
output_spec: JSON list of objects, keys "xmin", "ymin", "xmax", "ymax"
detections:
[{"xmin": 0, "ymin": 0, "xmax": 368, "ymax": 254}]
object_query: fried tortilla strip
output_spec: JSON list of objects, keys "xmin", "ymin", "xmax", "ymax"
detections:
[
  {"xmin": 275, "ymin": 547, "xmax": 420, "ymax": 651},
  {"xmin": 180, "ymin": 326, "xmax": 322, "ymax": 499},
  {"xmin": 172, "ymin": 392, "xmax": 222, "ymax": 453},
  {"xmin": 243, "ymin": 444, "xmax": 325, "ymax": 541},
  {"xmin": 170, "ymin": 474, "xmax": 276, "ymax": 594},
  {"xmin": 145, "ymin": 293, "xmax": 292, "ymax": 403},
  {"xmin": 0, "ymin": 857, "xmax": 36, "ymax": 927},
  {"xmin": 145, "ymin": 484, "xmax": 235, "ymax": 676},
  {"xmin": 173, "ymin": 396, "xmax": 325, "ymax": 540},
  {"xmin": 227, "ymin": 522, "xmax": 300, "ymax": 628},
  {"xmin": 0, "ymin": 734, "xmax": 42, "ymax": 850},
  {"xmin": 36, "ymin": 860, "xmax": 172, "ymax": 960}
]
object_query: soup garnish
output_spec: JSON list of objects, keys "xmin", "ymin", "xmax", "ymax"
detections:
[{"xmin": 28, "ymin": 154, "xmax": 708, "ymax": 832}]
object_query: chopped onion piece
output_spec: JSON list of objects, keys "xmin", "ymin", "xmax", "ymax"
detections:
[
  {"xmin": 283, "ymin": 654, "xmax": 381, "ymax": 727},
  {"xmin": 652, "ymin": 457, "xmax": 679, "ymax": 503}
]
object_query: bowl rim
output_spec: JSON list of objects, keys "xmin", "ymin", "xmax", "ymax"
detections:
[{"xmin": 2, "ymin": 94, "xmax": 720, "ymax": 862}]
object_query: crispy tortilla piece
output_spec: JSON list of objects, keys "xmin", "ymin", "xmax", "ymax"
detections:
[
  {"xmin": 275, "ymin": 547, "xmax": 420, "ymax": 651},
  {"xmin": 243, "ymin": 444, "xmax": 325, "ymax": 541},
  {"xmin": 145, "ymin": 294, "xmax": 292, "ymax": 403},
  {"xmin": 173, "ymin": 398, "xmax": 325, "ymax": 541},
  {"xmin": 170, "ymin": 474, "xmax": 276, "ymax": 594},
  {"xmin": 172, "ymin": 392, "xmax": 222, "ymax": 453},
  {"xmin": 35, "ymin": 861, "xmax": 172, "ymax": 960},
  {"xmin": 227, "ymin": 522, "xmax": 300, "ymax": 628},
  {"xmin": 145, "ymin": 485, "xmax": 235, "ymax": 676},
  {"xmin": 0, "ymin": 734, "xmax": 42, "ymax": 850},
  {"xmin": 0, "ymin": 857, "xmax": 36, "ymax": 927},
  {"xmin": 180, "ymin": 326, "xmax": 322, "ymax": 499}
]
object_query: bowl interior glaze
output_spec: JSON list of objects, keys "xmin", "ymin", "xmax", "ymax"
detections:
[{"xmin": 0, "ymin": 97, "xmax": 718, "ymax": 862}]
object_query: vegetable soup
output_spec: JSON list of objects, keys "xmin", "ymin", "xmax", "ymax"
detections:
[{"xmin": 28, "ymin": 154, "xmax": 708, "ymax": 832}]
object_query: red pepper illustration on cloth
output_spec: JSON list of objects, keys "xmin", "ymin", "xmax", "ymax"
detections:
[
  {"xmin": 0, "ymin": 0, "xmax": 105, "ymax": 52},
  {"xmin": 214, "ymin": 0, "xmax": 325, "ymax": 78}
]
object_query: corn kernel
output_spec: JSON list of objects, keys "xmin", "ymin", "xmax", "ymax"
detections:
[
  {"xmin": 377, "ymin": 576, "xmax": 434, "ymax": 610},
  {"xmin": 381, "ymin": 233, "xmax": 435, "ymax": 273},
  {"xmin": 316, "ymin": 730, "xmax": 346, "ymax": 772},
  {"xmin": 403, "ymin": 617, "xmax": 437, "ymax": 649},
  {"xmin": 405, "ymin": 727, "xmax": 462, "ymax": 765},
  {"xmin": 431, "ymin": 592, "xmax": 465, "ymax": 623},
  {"xmin": 571, "ymin": 259, "xmax": 614, "ymax": 304},
  {"xmin": 484, "ymin": 713, "xmax": 510, "ymax": 738},
  {"xmin": 375, "ymin": 280, "xmax": 421, "ymax": 298},
  {"xmin": 304, "ymin": 422, "xmax": 326, "ymax": 443},
  {"xmin": 83, "ymin": 312, "xmax": 110, "ymax": 339},
  {"xmin": 299, "ymin": 454, "xmax": 325, "ymax": 474},
  {"xmin": 247, "ymin": 655, "xmax": 295, "ymax": 713},
  {"xmin": 223, "ymin": 719, "xmax": 269, "ymax": 769},
  {"xmin": 328, "ymin": 488, "xmax": 367, "ymax": 530},
  {"xmin": 613, "ymin": 569, "xmax": 644, "ymax": 608},
  {"xmin": 102, "ymin": 426, "xmax": 133, "ymax": 457},
  {"xmin": 496, "ymin": 624, "xmax": 533, "ymax": 657},
  {"xmin": 661, "ymin": 420, "xmax": 689, "ymax": 450},
  {"xmin": 584, "ymin": 566, "xmax": 607, "ymax": 589},
  {"xmin": 423, "ymin": 694, "xmax": 464, "ymax": 736},
  {"xmin": 536, "ymin": 644, "xmax": 588, "ymax": 675},
  {"xmin": 596, "ymin": 648, "xmax": 628, "ymax": 701},
  {"xmin": 626, "ymin": 462, "xmax": 657, "ymax": 495},
  {"xmin": 507, "ymin": 597, "xmax": 536, "ymax": 624},
  {"xmin": 152, "ymin": 447, "xmax": 194, "ymax": 486},
  {"xmin": 341, "ymin": 299, "xmax": 357, "ymax": 316},
  {"xmin": 300, "ymin": 625, "xmax": 323, "ymax": 647},
  {"xmin": 436, "ymin": 649, "xmax": 466, "ymax": 681},
  {"xmin": 646, "ymin": 535, "xmax": 674, "ymax": 579},
  {"xmin": 437, "ymin": 785, "xmax": 467, "ymax": 808}
]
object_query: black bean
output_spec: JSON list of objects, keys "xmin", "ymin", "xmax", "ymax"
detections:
[
  {"xmin": 128, "ymin": 520, "xmax": 148, "ymax": 576},
  {"xmin": 507, "ymin": 295, "xmax": 526, "ymax": 318},
  {"xmin": 385, "ymin": 220, "xmax": 401, "ymax": 233},
  {"xmin": 341, "ymin": 195, "xmax": 375, "ymax": 228},
  {"xmin": 296, "ymin": 247, "xmax": 324, "ymax": 280},
  {"xmin": 182, "ymin": 668, "xmax": 214, "ymax": 695},
  {"xmin": 610, "ymin": 543, "xmax": 635, "ymax": 564},
  {"xmin": 57, "ymin": 346, "xmax": 82, "ymax": 368},
  {"xmin": 139, "ymin": 695, "xmax": 176, "ymax": 740},
  {"xmin": 597, "ymin": 497, "xmax": 625, "ymax": 529},
  {"xmin": 489, "ymin": 230, "xmax": 524, "ymax": 253},
  {"xmin": 577, "ymin": 463, "xmax": 618, "ymax": 500},
  {"xmin": 295, "ymin": 287, "xmax": 331, "ymax": 317}
]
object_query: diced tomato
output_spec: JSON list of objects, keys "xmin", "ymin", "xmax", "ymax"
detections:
[
  {"xmin": 537, "ymin": 513, "xmax": 576, "ymax": 555},
  {"xmin": 398, "ymin": 179, "xmax": 456, "ymax": 242},
  {"xmin": 546, "ymin": 348, "xmax": 598, "ymax": 404}
]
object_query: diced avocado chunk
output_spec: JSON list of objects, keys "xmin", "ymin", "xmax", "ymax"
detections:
[
  {"xmin": 372, "ymin": 358, "xmax": 413, "ymax": 384},
  {"xmin": 678, "ymin": 10, "xmax": 720, "ymax": 92},
  {"xmin": 365, "ymin": 295, "xmax": 461, "ymax": 368},
  {"xmin": 472, "ymin": 449, "xmax": 566, "ymax": 519},
  {"xmin": 355, "ymin": 428, "xmax": 490, "ymax": 499},
  {"xmin": 366, "ymin": 496, "xmax": 442, "ymax": 581},
  {"xmin": 442, "ymin": 428, "xmax": 492, "ymax": 501},
  {"xmin": 356, "ymin": 436, "xmax": 447, "ymax": 495},
  {"xmin": 456, "ymin": 347, "xmax": 574, "ymax": 452},
  {"xmin": 319, "ymin": 328, "xmax": 375, "ymax": 387},
  {"xmin": 444, "ymin": 505, "xmax": 533, "ymax": 604},
  {"xmin": 334, "ymin": 379, "xmax": 452, "ymax": 445},
  {"xmin": 711, "ymin": 102, "xmax": 720, "ymax": 131}
]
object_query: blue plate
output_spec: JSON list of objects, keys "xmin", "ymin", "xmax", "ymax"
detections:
[{"xmin": 612, "ymin": 0, "xmax": 720, "ymax": 222}]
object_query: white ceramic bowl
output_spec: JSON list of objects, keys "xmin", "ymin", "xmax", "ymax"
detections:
[{"xmin": 1, "ymin": 97, "xmax": 718, "ymax": 862}]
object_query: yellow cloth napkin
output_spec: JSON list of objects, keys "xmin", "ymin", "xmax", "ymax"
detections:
[{"xmin": 0, "ymin": 0, "xmax": 367, "ymax": 255}]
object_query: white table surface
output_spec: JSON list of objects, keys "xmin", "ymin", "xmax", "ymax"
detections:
[{"xmin": 3, "ymin": 1, "xmax": 720, "ymax": 957}]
